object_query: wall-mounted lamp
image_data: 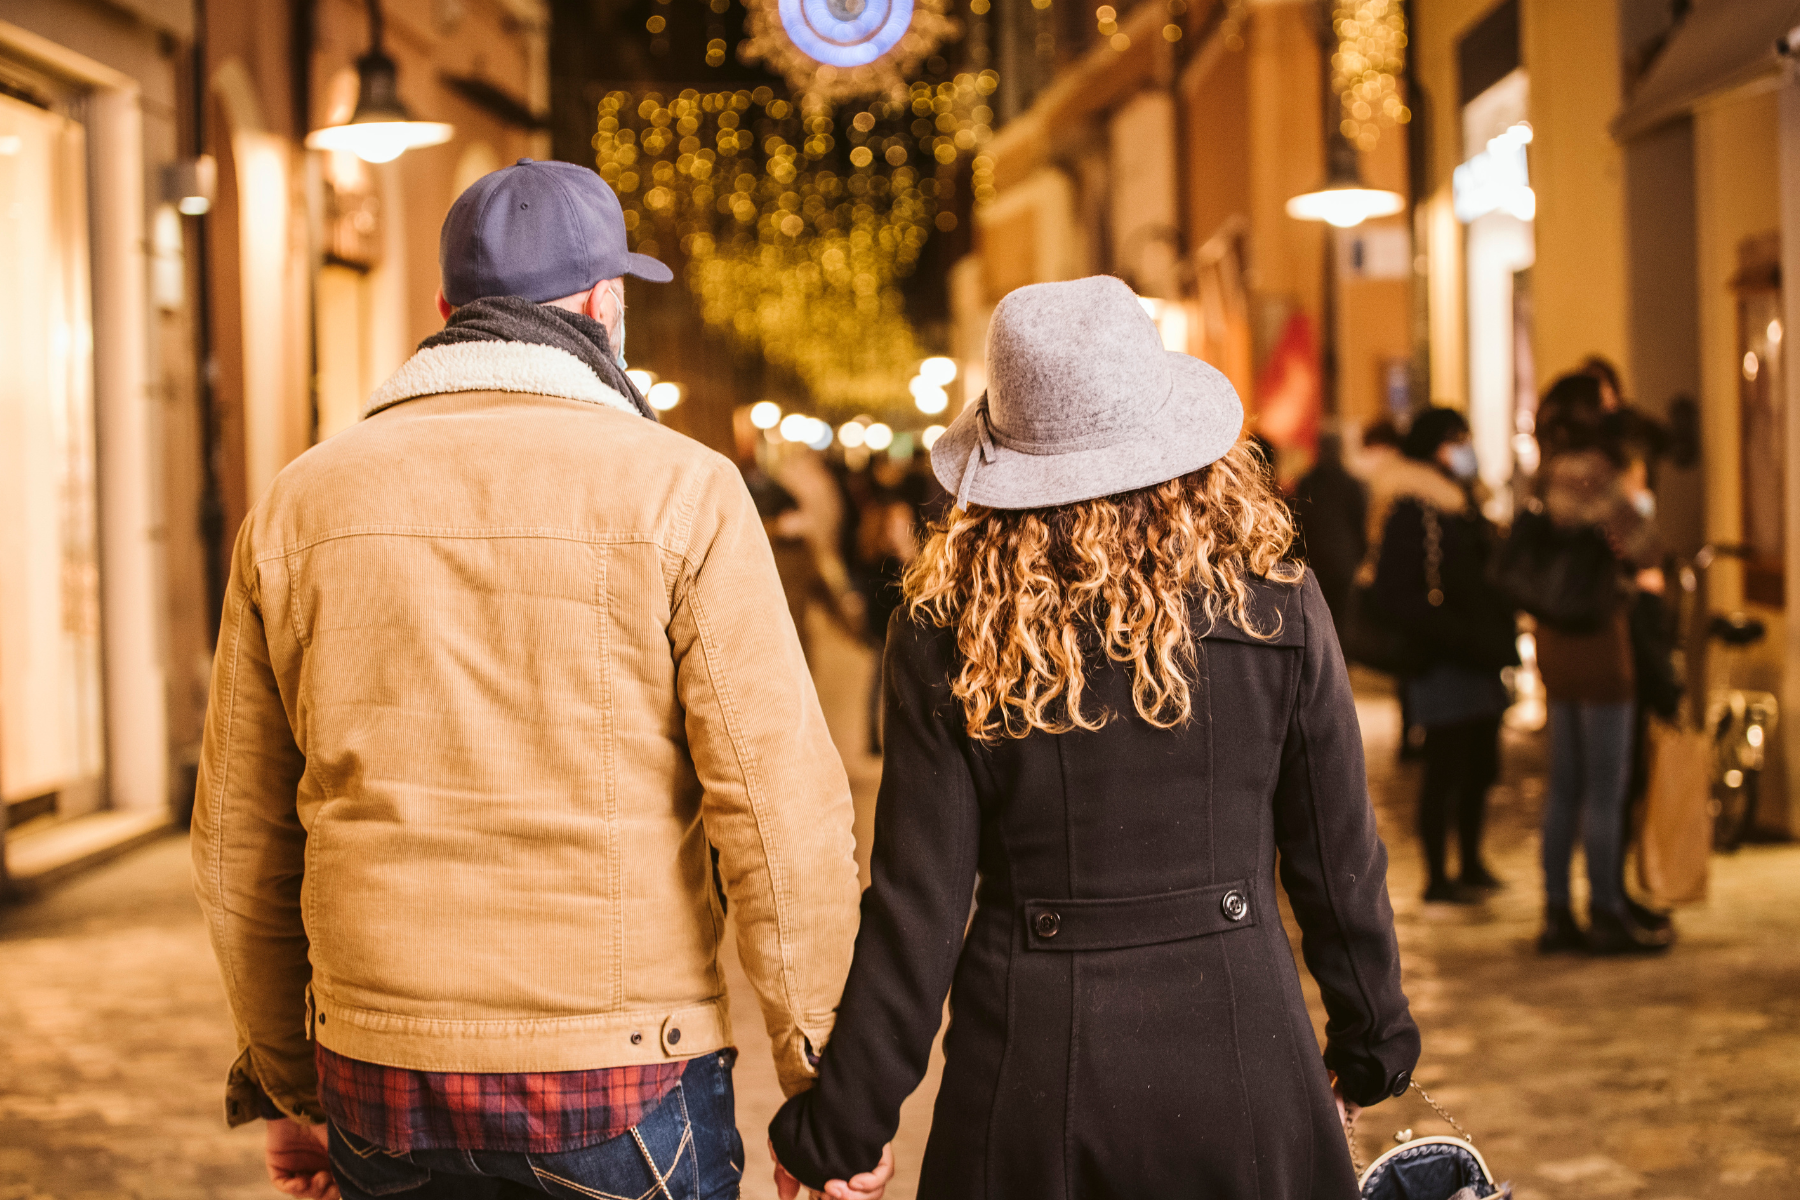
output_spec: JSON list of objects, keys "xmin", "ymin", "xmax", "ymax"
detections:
[
  {"xmin": 161, "ymin": 155, "xmax": 217, "ymax": 215},
  {"xmin": 305, "ymin": 0, "xmax": 453, "ymax": 163}
]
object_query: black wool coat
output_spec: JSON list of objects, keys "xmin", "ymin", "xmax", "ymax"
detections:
[{"xmin": 769, "ymin": 571, "xmax": 1420, "ymax": 1200}]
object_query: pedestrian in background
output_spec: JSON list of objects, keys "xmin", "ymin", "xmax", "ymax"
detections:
[
  {"xmin": 1358, "ymin": 420, "xmax": 1425, "ymax": 759},
  {"xmin": 1291, "ymin": 429, "xmax": 1368, "ymax": 627},
  {"xmin": 1370, "ymin": 408, "xmax": 1518, "ymax": 903},
  {"xmin": 1532, "ymin": 371, "xmax": 1671, "ymax": 955},
  {"xmin": 770, "ymin": 276, "xmax": 1418, "ymax": 1199}
]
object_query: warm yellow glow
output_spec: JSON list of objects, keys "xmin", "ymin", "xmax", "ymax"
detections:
[
  {"xmin": 919, "ymin": 355, "xmax": 957, "ymax": 386},
  {"xmin": 779, "ymin": 412, "xmax": 814, "ymax": 441},
  {"xmin": 1333, "ymin": 0, "xmax": 1408, "ymax": 150},
  {"xmin": 911, "ymin": 378, "xmax": 948, "ymax": 414},
  {"xmin": 647, "ymin": 381, "xmax": 682, "ymax": 410},
  {"xmin": 750, "ymin": 400, "xmax": 782, "ymax": 429},
  {"xmin": 626, "ymin": 368, "xmax": 654, "ymax": 393},
  {"xmin": 305, "ymin": 120, "xmax": 453, "ymax": 163},
  {"xmin": 922, "ymin": 424, "xmax": 946, "ymax": 449},
  {"xmin": 1285, "ymin": 186, "xmax": 1405, "ymax": 228},
  {"xmin": 592, "ymin": 80, "xmax": 998, "ymax": 418},
  {"xmin": 838, "ymin": 420, "xmax": 867, "ymax": 448},
  {"xmin": 864, "ymin": 422, "xmax": 894, "ymax": 451}
]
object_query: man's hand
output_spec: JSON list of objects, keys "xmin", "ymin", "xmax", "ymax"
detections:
[
  {"xmin": 266, "ymin": 1118, "xmax": 339, "ymax": 1200},
  {"xmin": 771, "ymin": 1139, "xmax": 895, "ymax": 1200}
]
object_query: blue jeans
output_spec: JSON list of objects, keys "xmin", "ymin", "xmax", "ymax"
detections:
[
  {"xmin": 1542, "ymin": 700, "xmax": 1635, "ymax": 917},
  {"xmin": 327, "ymin": 1050, "xmax": 744, "ymax": 1200}
]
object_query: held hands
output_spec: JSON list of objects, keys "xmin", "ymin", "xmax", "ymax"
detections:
[
  {"xmin": 770, "ymin": 1138, "xmax": 895, "ymax": 1200},
  {"xmin": 266, "ymin": 1118, "xmax": 340, "ymax": 1200}
]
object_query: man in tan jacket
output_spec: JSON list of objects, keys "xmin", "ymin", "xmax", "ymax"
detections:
[{"xmin": 193, "ymin": 159, "xmax": 877, "ymax": 1200}]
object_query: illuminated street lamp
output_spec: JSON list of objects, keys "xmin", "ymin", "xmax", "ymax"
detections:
[
  {"xmin": 750, "ymin": 401, "xmax": 782, "ymax": 429},
  {"xmin": 306, "ymin": 0, "xmax": 453, "ymax": 163},
  {"xmin": 647, "ymin": 381, "xmax": 682, "ymax": 411}
]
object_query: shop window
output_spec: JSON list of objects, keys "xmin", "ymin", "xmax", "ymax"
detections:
[
  {"xmin": 0, "ymin": 89, "xmax": 105, "ymax": 829},
  {"xmin": 1735, "ymin": 232, "xmax": 1784, "ymax": 607}
]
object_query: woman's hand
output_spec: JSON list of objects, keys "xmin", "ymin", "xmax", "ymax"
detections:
[
  {"xmin": 771, "ymin": 1139, "xmax": 896, "ymax": 1200},
  {"xmin": 1329, "ymin": 1074, "xmax": 1362, "ymax": 1129},
  {"xmin": 266, "ymin": 1118, "xmax": 339, "ymax": 1200}
]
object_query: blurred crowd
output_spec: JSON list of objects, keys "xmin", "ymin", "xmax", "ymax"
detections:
[
  {"xmin": 738, "ymin": 426, "xmax": 951, "ymax": 754},
  {"xmin": 1292, "ymin": 357, "xmax": 1688, "ymax": 958}
]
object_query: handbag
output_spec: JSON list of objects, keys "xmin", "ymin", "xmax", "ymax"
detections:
[
  {"xmin": 1492, "ymin": 507, "xmax": 1616, "ymax": 634},
  {"xmin": 1350, "ymin": 1080, "xmax": 1511, "ymax": 1200},
  {"xmin": 1340, "ymin": 508, "xmax": 1442, "ymax": 677}
]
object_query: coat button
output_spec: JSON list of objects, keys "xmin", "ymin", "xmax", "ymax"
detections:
[
  {"xmin": 1034, "ymin": 911, "xmax": 1061, "ymax": 938},
  {"xmin": 668, "ymin": 1027, "xmax": 682, "ymax": 1045},
  {"xmin": 1220, "ymin": 890, "xmax": 1249, "ymax": 921},
  {"xmin": 630, "ymin": 1032, "xmax": 643, "ymax": 1045},
  {"xmin": 1392, "ymin": 1070, "xmax": 1411, "ymax": 1097}
]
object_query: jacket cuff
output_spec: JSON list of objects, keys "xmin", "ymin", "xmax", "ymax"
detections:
[
  {"xmin": 225, "ymin": 1047, "xmax": 325, "ymax": 1127},
  {"xmin": 1324, "ymin": 1042, "xmax": 1417, "ymax": 1109}
]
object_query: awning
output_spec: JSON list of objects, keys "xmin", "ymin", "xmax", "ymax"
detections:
[{"xmin": 1612, "ymin": 0, "xmax": 1800, "ymax": 141}]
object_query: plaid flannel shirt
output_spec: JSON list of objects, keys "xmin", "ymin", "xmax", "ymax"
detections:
[{"xmin": 313, "ymin": 1045, "xmax": 688, "ymax": 1154}]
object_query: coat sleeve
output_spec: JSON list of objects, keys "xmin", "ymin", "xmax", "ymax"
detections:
[
  {"xmin": 669, "ymin": 458, "xmax": 862, "ymax": 1098},
  {"xmin": 1273, "ymin": 573, "xmax": 1421, "ymax": 1107},
  {"xmin": 768, "ymin": 612, "xmax": 982, "ymax": 1188},
  {"xmin": 191, "ymin": 521, "xmax": 318, "ymax": 1126}
]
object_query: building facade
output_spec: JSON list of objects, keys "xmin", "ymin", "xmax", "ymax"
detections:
[{"xmin": 0, "ymin": 0, "xmax": 549, "ymax": 891}]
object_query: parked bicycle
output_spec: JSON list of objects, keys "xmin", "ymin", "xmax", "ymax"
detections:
[
  {"xmin": 1703, "ymin": 612, "xmax": 1777, "ymax": 851},
  {"xmin": 1681, "ymin": 546, "xmax": 1780, "ymax": 852}
]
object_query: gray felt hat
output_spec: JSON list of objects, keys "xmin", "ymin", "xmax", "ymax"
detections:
[{"xmin": 931, "ymin": 275, "xmax": 1244, "ymax": 510}]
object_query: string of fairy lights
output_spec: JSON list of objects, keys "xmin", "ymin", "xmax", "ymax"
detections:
[
  {"xmin": 1331, "ymin": 0, "xmax": 1409, "ymax": 149},
  {"xmin": 592, "ymin": 72, "xmax": 998, "ymax": 419}
]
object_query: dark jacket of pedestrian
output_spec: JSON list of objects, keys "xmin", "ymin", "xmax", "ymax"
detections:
[
  {"xmin": 1370, "ymin": 408, "xmax": 1516, "ymax": 899},
  {"xmin": 769, "ymin": 276, "xmax": 1417, "ymax": 1200},
  {"xmin": 1292, "ymin": 431, "xmax": 1369, "ymax": 625}
]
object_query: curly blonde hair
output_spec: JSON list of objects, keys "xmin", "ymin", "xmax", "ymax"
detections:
[{"xmin": 904, "ymin": 438, "xmax": 1301, "ymax": 741}]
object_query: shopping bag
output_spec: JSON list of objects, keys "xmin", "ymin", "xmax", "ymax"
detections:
[{"xmin": 1636, "ymin": 718, "xmax": 1712, "ymax": 906}]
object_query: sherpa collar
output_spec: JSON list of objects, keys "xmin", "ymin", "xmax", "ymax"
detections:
[{"xmin": 363, "ymin": 341, "xmax": 639, "ymax": 419}]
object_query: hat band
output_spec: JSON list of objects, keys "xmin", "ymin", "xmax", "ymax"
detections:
[{"xmin": 956, "ymin": 397, "xmax": 999, "ymax": 511}]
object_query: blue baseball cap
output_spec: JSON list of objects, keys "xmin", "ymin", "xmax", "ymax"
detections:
[{"xmin": 439, "ymin": 158, "xmax": 673, "ymax": 306}]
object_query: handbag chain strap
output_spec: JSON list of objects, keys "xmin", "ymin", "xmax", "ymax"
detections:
[
  {"xmin": 1343, "ymin": 1079, "xmax": 1473, "ymax": 1177},
  {"xmin": 1423, "ymin": 508, "xmax": 1445, "ymax": 607}
]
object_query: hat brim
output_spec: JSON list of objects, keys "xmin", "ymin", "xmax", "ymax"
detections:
[
  {"xmin": 930, "ymin": 353, "xmax": 1245, "ymax": 510},
  {"xmin": 624, "ymin": 252, "xmax": 674, "ymax": 283}
]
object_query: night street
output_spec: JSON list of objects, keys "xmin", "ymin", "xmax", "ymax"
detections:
[{"xmin": 4, "ymin": 621, "xmax": 1797, "ymax": 1200}]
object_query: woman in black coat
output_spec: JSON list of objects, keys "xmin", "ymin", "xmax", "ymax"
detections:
[
  {"xmin": 1368, "ymin": 408, "xmax": 1519, "ymax": 904},
  {"xmin": 770, "ymin": 277, "xmax": 1418, "ymax": 1200}
]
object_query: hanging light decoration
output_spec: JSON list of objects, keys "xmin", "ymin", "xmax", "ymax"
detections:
[
  {"xmin": 592, "ymin": 73, "xmax": 997, "ymax": 417},
  {"xmin": 1331, "ymin": 0, "xmax": 1409, "ymax": 151},
  {"xmin": 738, "ymin": 0, "xmax": 960, "ymax": 100},
  {"xmin": 305, "ymin": 0, "xmax": 453, "ymax": 163}
]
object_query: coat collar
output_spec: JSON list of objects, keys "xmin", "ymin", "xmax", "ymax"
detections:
[{"xmin": 363, "ymin": 341, "xmax": 638, "ymax": 419}]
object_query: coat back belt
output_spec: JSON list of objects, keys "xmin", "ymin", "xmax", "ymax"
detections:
[{"xmin": 1022, "ymin": 880, "xmax": 1257, "ymax": 952}]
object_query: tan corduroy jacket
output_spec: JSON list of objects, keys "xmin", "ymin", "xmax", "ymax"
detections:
[{"xmin": 193, "ymin": 339, "xmax": 861, "ymax": 1127}]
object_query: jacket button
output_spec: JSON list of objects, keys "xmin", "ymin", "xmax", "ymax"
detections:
[
  {"xmin": 630, "ymin": 1032, "xmax": 643, "ymax": 1045},
  {"xmin": 1392, "ymin": 1070, "xmax": 1412, "ymax": 1097},
  {"xmin": 1220, "ymin": 890, "xmax": 1249, "ymax": 921},
  {"xmin": 668, "ymin": 1028, "xmax": 682, "ymax": 1045},
  {"xmin": 1034, "ymin": 911, "xmax": 1061, "ymax": 938}
]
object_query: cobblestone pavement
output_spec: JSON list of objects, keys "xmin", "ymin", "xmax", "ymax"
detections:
[{"xmin": 3, "ymin": 625, "xmax": 1798, "ymax": 1199}]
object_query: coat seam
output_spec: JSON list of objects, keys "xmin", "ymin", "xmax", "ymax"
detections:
[
  {"xmin": 685, "ymin": 583, "xmax": 808, "ymax": 1046},
  {"xmin": 1295, "ymin": 583, "xmax": 1388, "ymax": 1051},
  {"xmin": 252, "ymin": 527, "xmax": 670, "ymax": 565}
]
